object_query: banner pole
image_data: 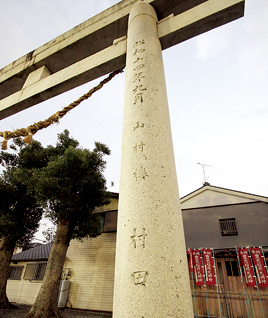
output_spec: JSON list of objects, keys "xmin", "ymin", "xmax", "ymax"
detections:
[
  {"xmin": 189, "ymin": 249, "xmax": 197, "ymax": 317},
  {"xmin": 247, "ymin": 247, "xmax": 265, "ymax": 318},
  {"xmin": 260, "ymin": 246, "xmax": 268, "ymax": 276},
  {"xmin": 200, "ymin": 249, "xmax": 210, "ymax": 317},
  {"xmin": 192, "ymin": 271, "xmax": 197, "ymax": 318},
  {"xmin": 236, "ymin": 246, "xmax": 251, "ymax": 318},
  {"xmin": 212, "ymin": 248, "xmax": 223, "ymax": 318}
]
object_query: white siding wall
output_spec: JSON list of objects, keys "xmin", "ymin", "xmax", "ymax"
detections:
[{"xmin": 64, "ymin": 232, "xmax": 116, "ymax": 311}]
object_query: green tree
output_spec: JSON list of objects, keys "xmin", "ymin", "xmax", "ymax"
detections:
[
  {"xmin": 0, "ymin": 140, "xmax": 44, "ymax": 309},
  {"xmin": 25, "ymin": 133, "xmax": 110, "ymax": 318}
]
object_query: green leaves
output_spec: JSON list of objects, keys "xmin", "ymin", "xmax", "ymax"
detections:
[
  {"xmin": 0, "ymin": 129, "xmax": 110, "ymax": 245},
  {"xmin": 34, "ymin": 141, "xmax": 110, "ymax": 240},
  {"xmin": 94, "ymin": 142, "xmax": 111, "ymax": 155},
  {"xmin": 0, "ymin": 174, "xmax": 43, "ymax": 246}
]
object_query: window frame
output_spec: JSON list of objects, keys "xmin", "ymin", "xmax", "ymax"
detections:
[
  {"xmin": 225, "ymin": 259, "xmax": 240, "ymax": 277},
  {"xmin": 23, "ymin": 262, "xmax": 47, "ymax": 281},
  {"xmin": 219, "ymin": 218, "xmax": 238, "ymax": 236},
  {"xmin": 9, "ymin": 265, "xmax": 24, "ymax": 280}
]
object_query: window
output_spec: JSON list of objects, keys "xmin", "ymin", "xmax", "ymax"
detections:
[
  {"xmin": 103, "ymin": 211, "xmax": 118, "ymax": 232},
  {"xmin": 225, "ymin": 260, "xmax": 239, "ymax": 276},
  {"xmin": 98, "ymin": 213, "xmax": 105, "ymax": 232},
  {"xmin": 219, "ymin": 218, "xmax": 238, "ymax": 236},
  {"xmin": 24, "ymin": 262, "xmax": 47, "ymax": 281},
  {"xmin": 9, "ymin": 266, "xmax": 24, "ymax": 280},
  {"xmin": 217, "ymin": 262, "xmax": 224, "ymax": 284}
]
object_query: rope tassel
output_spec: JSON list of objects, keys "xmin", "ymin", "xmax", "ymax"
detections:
[
  {"xmin": 23, "ymin": 127, "xmax": 33, "ymax": 146},
  {"xmin": 23, "ymin": 135, "xmax": 33, "ymax": 146},
  {"xmin": 0, "ymin": 68, "xmax": 124, "ymax": 150},
  {"xmin": 1, "ymin": 131, "xmax": 9, "ymax": 150},
  {"xmin": 1, "ymin": 139, "xmax": 8, "ymax": 150}
]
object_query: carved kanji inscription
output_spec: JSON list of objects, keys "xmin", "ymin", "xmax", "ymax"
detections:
[{"xmin": 131, "ymin": 271, "xmax": 149, "ymax": 286}]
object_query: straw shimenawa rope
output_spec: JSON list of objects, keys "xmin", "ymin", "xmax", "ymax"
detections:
[{"xmin": 0, "ymin": 68, "xmax": 124, "ymax": 150}]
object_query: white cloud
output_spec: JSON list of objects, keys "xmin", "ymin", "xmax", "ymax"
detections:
[
  {"xmin": 238, "ymin": 0, "xmax": 268, "ymax": 80},
  {"xmin": 0, "ymin": 0, "xmax": 119, "ymax": 68},
  {"xmin": 195, "ymin": 25, "xmax": 231, "ymax": 60}
]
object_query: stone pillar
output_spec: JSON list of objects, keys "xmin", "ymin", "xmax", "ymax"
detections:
[{"xmin": 113, "ymin": 2, "xmax": 194, "ymax": 317}]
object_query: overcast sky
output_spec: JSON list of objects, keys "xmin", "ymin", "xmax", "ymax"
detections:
[{"xmin": 0, "ymin": 0, "xmax": 267, "ymax": 204}]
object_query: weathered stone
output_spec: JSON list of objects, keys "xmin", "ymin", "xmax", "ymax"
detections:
[{"xmin": 113, "ymin": 2, "xmax": 194, "ymax": 317}]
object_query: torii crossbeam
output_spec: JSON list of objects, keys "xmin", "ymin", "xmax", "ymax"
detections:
[
  {"xmin": 0, "ymin": 0, "xmax": 244, "ymax": 120},
  {"xmin": 0, "ymin": 0, "xmax": 245, "ymax": 317}
]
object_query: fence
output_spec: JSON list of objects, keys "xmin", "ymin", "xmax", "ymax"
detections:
[{"xmin": 192, "ymin": 291, "xmax": 268, "ymax": 318}]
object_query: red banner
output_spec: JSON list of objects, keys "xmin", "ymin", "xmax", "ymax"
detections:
[
  {"xmin": 192, "ymin": 249, "xmax": 204, "ymax": 286},
  {"xmin": 188, "ymin": 248, "xmax": 194, "ymax": 272},
  {"xmin": 250, "ymin": 247, "xmax": 268, "ymax": 288},
  {"xmin": 202, "ymin": 248, "xmax": 216, "ymax": 286},
  {"xmin": 237, "ymin": 248, "xmax": 256, "ymax": 287}
]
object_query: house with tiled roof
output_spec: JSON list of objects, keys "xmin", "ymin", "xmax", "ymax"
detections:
[
  {"xmin": 12, "ymin": 242, "xmax": 52, "ymax": 262},
  {"xmin": 6, "ymin": 187, "xmax": 268, "ymax": 317},
  {"xmin": 7, "ymin": 193, "xmax": 118, "ymax": 310},
  {"xmin": 8, "ymin": 242, "xmax": 52, "ymax": 305}
]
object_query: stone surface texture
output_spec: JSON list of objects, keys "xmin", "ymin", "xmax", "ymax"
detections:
[{"xmin": 113, "ymin": 2, "xmax": 194, "ymax": 317}]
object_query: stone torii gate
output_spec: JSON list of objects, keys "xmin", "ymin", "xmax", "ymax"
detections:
[{"xmin": 0, "ymin": 0, "xmax": 245, "ymax": 317}]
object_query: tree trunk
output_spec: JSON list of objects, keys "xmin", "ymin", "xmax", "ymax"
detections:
[
  {"xmin": 25, "ymin": 216, "xmax": 73, "ymax": 318},
  {"xmin": 0, "ymin": 236, "xmax": 17, "ymax": 309}
]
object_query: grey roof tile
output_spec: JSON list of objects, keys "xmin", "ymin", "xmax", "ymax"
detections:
[{"xmin": 12, "ymin": 242, "xmax": 52, "ymax": 261}]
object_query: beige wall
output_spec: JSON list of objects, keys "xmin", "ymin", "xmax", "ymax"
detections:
[
  {"xmin": 7, "ymin": 196, "xmax": 118, "ymax": 310},
  {"xmin": 7, "ymin": 233, "xmax": 116, "ymax": 311},
  {"xmin": 65, "ymin": 233, "xmax": 116, "ymax": 311},
  {"xmin": 181, "ymin": 188, "xmax": 258, "ymax": 209}
]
